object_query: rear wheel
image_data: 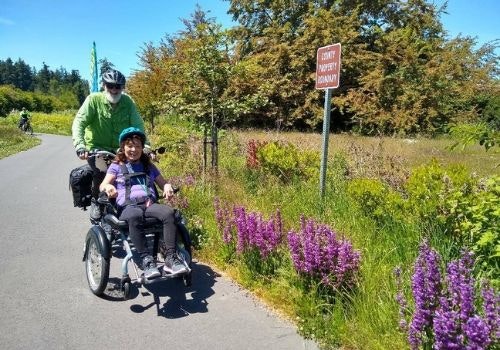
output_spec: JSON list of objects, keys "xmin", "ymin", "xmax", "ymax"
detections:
[{"xmin": 85, "ymin": 234, "xmax": 110, "ymax": 295}]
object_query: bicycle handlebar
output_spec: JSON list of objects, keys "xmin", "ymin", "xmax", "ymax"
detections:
[{"xmin": 87, "ymin": 150, "xmax": 116, "ymax": 161}]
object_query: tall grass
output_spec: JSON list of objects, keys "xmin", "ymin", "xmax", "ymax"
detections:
[
  {"xmin": 0, "ymin": 111, "xmax": 74, "ymax": 136},
  {"xmin": 0, "ymin": 111, "xmax": 73, "ymax": 159},
  {"xmin": 0, "ymin": 124, "xmax": 40, "ymax": 159},
  {"xmin": 31, "ymin": 111, "xmax": 74, "ymax": 135},
  {"xmin": 159, "ymin": 127, "xmax": 498, "ymax": 349}
]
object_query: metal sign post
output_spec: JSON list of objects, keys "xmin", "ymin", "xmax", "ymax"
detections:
[
  {"xmin": 315, "ymin": 43, "xmax": 341, "ymax": 198},
  {"xmin": 319, "ymin": 88, "xmax": 332, "ymax": 198}
]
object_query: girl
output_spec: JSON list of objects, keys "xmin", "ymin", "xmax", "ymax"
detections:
[{"xmin": 99, "ymin": 127, "xmax": 188, "ymax": 279}]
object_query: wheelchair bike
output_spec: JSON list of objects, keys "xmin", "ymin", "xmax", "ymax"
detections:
[
  {"xmin": 81, "ymin": 150, "xmax": 193, "ymax": 300},
  {"xmin": 19, "ymin": 119, "xmax": 33, "ymax": 135}
]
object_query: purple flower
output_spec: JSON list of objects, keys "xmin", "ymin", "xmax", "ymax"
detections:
[
  {"xmin": 404, "ymin": 243, "xmax": 498, "ymax": 350},
  {"xmin": 213, "ymin": 197, "xmax": 224, "ymax": 231},
  {"xmin": 408, "ymin": 240, "xmax": 442, "ymax": 349},
  {"xmin": 233, "ymin": 206, "xmax": 248, "ymax": 253},
  {"xmin": 288, "ymin": 230, "xmax": 304, "ymax": 272},
  {"xmin": 227, "ymin": 205, "xmax": 283, "ymax": 258},
  {"xmin": 222, "ymin": 218, "xmax": 233, "ymax": 244},
  {"xmin": 433, "ymin": 301, "xmax": 463, "ymax": 350},
  {"xmin": 463, "ymin": 316, "xmax": 491, "ymax": 349},
  {"xmin": 481, "ymin": 281, "xmax": 500, "ymax": 341},
  {"xmin": 286, "ymin": 216, "xmax": 361, "ymax": 290},
  {"xmin": 334, "ymin": 239, "xmax": 360, "ymax": 289},
  {"xmin": 214, "ymin": 197, "xmax": 234, "ymax": 243},
  {"xmin": 446, "ymin": 251, "xmax": 475, "ymax": 324}
]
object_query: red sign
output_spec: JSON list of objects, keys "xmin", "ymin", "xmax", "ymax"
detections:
[{"xmin": 315, "ymin": 43, "xmax": 341, "ymax": 89}]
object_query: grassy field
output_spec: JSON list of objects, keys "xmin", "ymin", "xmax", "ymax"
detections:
[
  {"xmin": 235, "ymin": 130, "xmax": 499, "ymax": 177},
  {"xmin": 0, "ymin": 124, "xmax": 41, "ymax": 159},
  {"xmin": 0, "ymin": 111, "xmax": 73, "ymax": 160}
]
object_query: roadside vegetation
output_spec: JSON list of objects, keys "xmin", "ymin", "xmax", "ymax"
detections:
[
  {"xmin": 1, "ymin": 0, "xmax": 499, "ymax": 348},
  {"xmin": 0, "ymin": 123, "xmax": 40, "ymax": 159},
  {"xmin": 1, "ymin": 109, "xmax": 499, "ymax": 349},
  {"xmin": 152, "ymin": 119, "xmax": 499, "ymax": 349}
]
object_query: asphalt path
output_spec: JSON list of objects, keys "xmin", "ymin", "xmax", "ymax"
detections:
[{"xmin": 0, "ymin": 134, "xmax": 318, "ymax": 350}]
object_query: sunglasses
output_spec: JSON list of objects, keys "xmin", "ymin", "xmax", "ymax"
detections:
[{"xmin": 105, "ymin": 83, "xmax": 123, "ymax": 90}]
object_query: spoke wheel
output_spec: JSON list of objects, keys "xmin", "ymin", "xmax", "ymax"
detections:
[{"xmin": 85, "ymin": 234, "xmax": 110, "ymax": 295}]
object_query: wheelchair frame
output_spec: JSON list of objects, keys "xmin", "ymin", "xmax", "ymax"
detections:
[{"xmin": 83, "ymin": 200, "xmax": 193, "ymax": 300}]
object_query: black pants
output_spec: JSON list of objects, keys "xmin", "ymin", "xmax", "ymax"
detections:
[
  {"xmin": 18, "ymin": 117, "xmax": 28, "ymax": 128},
  {"xmin": 119, "ymin": 203, "xmax": 177, "ymax": 259}
]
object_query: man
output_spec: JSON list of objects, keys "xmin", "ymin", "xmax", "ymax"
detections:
[
  {"xmin": 18, "ymin": 107, "xmax": 30, "ymax": 129},
  {"xmin": 72, "ymin": 69, "xmax": 151, "ymax": 220}
]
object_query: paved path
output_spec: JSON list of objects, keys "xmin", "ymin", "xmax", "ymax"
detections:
[{"xmin": 0, "ymin": 134, "xmax": 318, "ymax": 350}]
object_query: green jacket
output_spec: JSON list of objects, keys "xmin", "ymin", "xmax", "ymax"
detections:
[{"xmin": 72, "ymin": 92, "xmax": 148, "ymax": 152}]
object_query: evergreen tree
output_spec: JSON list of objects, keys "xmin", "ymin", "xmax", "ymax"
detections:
[
  {"xmin": 35, "ymin": 62, "xmax": 51, "ymax": 93},
  {"xmin": 0, "ymin": 58, "xmax": 90, "ymax": 111},
  {"xmin": 13, "ymin": 59, "xmax": 34, "ymax": 91}
]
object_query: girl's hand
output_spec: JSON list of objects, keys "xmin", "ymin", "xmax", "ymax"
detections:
[
  {"xmin": 163, "ymin": 183, "xmax": 174, "ymax": 200},
  {"xmin": 104, "ymin": 184, "xmax": 117, "ymax": 198}
]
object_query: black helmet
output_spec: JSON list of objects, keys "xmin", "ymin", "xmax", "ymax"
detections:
[{"xmin": 101, "ymin": 69, "xmax": 126, "ymax": 85}]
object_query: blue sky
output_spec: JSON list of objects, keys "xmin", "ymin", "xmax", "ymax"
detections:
[{"xmin": 0, "ymin": 0, "xmax": 498, "ymax": 81}]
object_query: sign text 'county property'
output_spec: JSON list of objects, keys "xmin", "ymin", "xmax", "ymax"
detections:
[{"xmin": 315, "ymin": 43, "xmax": 341, "ymax": 89}]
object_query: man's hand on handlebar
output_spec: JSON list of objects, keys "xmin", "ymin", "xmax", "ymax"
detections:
[
  {"xmin": 76, "ymin": 148, "xmax": 88, "ymax": 160},
  {"xmin": 144, "ymin": 146, "xmax": 157, "ymax": 162},
  {"xmin": 144, "ymin": 146, "xmax": 166, "ymax": 162}
]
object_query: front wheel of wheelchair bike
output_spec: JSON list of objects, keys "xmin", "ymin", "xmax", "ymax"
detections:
[
  {"xmin": 182, "ymin": 272, "xmax": 192, "ymax": 287},
  {"xmin": 178, "ymin": 247, "xmax": 192, "ymax": 287},
  {"xmin": 122, "ymin": 282, "xmax": 131, "ymax": 300},
  {"xmin": 85, "ymin": 234, "xmax": 110, "ymax": 296}
]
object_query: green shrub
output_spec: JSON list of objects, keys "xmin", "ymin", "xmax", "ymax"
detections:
[
  {"xmin": 153, "ymin": 121, "xmax": 204, "ymax": 178},
  {"xmin": 0, "ymin": 85, "xmax": 72, "ymax": 116},
  {"xmin": 443, "ymin": 175, "xmax": 500, "ymax": 284},
  {"xmin": 405, "ymin": 160, "xmax": 499, "ymax": 284},
  {"xmin": 405, "ymin": 160, "xmax": 472, "ymax": 223},
  {"xmin": 449, "ymin": 122, "xmax": 500, "ymax": 151},
  {"xmin": 257, "ymin": 141, "xmax": 319, "ymax": 182},
  {"xmin": 347, "ymin": 178, "xmax": 406, "ymax": 224}
]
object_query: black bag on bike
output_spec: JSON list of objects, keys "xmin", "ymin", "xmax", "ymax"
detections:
[{"xmin": 69, "ymin": 164, "xmax": 94, "ymax": 209}]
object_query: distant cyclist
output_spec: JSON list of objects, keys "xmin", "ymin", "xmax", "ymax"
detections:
[
  {"xmin": 18, "ymin": 107, "xmax": 30, "ymax": 129},
  {"xmin": 72, "ymin": 68, "xmax": 150, "ymax": 220}
]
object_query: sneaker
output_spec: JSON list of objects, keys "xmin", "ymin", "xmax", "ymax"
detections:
[
  {"xmin": 164, "ymin": 251, "xmax": 189, "ymax": 275},
  {"xmin": 142, "ymin": 256, "xmax": 161, "ymax": 280},
  {"xmin": 89, "ymin": 198, "xmax": 101, "ymax": 220}
]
